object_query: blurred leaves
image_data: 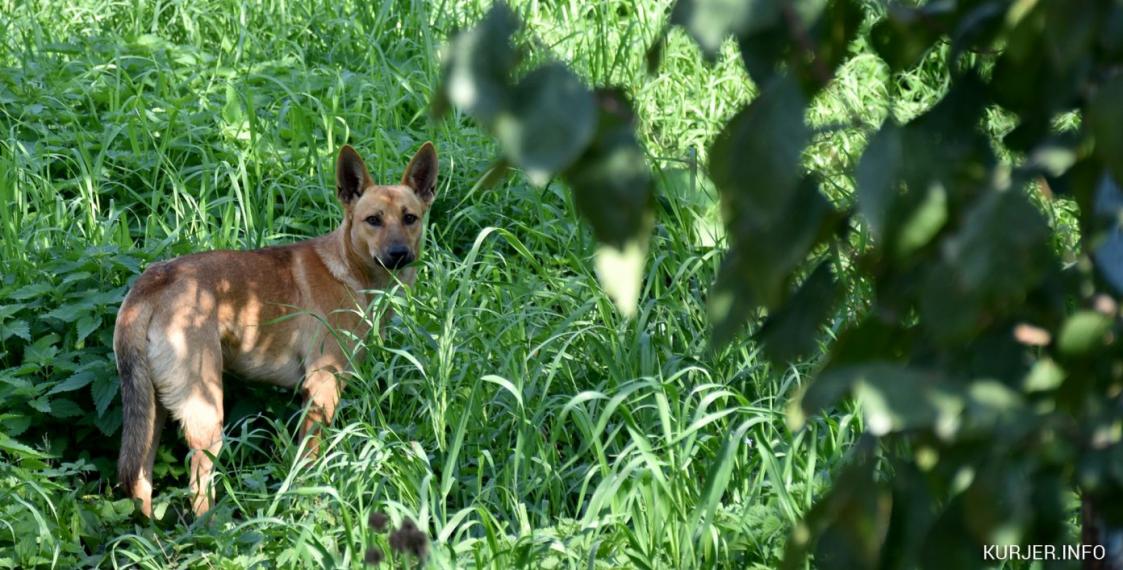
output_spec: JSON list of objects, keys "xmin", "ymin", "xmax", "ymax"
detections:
[
  {"xmin": 434, "ymin": 3, "xmax": 519, "ymax": 123},
  {"xmin": 1057, "ymin": 311, "xmax": 1112, "ymax": 357},
  {"xmin": 756, "ymin": 261, "xmax": 840, "ymax": 363},
  {"xmin": 783, "ymin": 450, "xmax": 890, "ymax": 570},
  {"xmin": 445, "ymin": 0, "xmax": 1123, "ymax": 565},
  {"xmin": 669, "ymin": 0, "xmax": 779, "ymax": 60},
  {"xmin": 437, "ymin": 3, "xmax": 654, "ymax": 316},
  {"xmin": 567, "ymin": 88, "xmax": 654, "ymax": 248},
  {"xmin": 664, "ymin": 0, "xmax": 862, "ymax": 93},
  {"xmin": 707, "ymin": 76, "xmax": 837, "ymax": 344},
  {"xmin": 495, "ymin": 63, "xmax": 597, "ymax": 186},
  {"xmin": 869, "ymin": 3, "xmax": 951, "ymax": 72}
]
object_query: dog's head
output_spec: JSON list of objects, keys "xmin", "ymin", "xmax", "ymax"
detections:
[{"xmin": 335, "ymin": 142, "xmax": 438, "ymax": 271}]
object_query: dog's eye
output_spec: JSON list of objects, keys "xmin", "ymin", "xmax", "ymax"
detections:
[
  {"xmin": 365, "ymin": 215, "xmax": 382, "ymax": 227},
  {"xmin": 402, "ymin": 213, "xmax": 418, "ymax": 225}
]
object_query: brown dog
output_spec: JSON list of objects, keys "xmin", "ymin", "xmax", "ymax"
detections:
[{"xmin": 114, "ymin": 143, "xmax": 438, "ymax": 517}]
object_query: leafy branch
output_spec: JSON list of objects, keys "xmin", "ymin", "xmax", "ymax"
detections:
[{"xmin": 435, "ymin": 0, "xmax": 1123, "ymax": 567}]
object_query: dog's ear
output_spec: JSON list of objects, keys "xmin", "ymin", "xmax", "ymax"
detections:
[
  {"xmin": 401, "ymin": 142, "xmax": 438, "ymax": 205},
  {"xmin": 336, "ymin": 145, "xmax": 373, "ymax": 206}
]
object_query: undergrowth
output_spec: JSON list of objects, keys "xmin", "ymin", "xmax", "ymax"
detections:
[{"xmin": 0, "ymin": 0, "xmax": 957, "ymax": 567}]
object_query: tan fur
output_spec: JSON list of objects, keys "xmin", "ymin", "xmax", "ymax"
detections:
[{"xmin": 115, "ymin": 143, "xmax": 438, "ymax": 517}]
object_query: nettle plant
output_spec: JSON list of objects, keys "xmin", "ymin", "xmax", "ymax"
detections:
[{"xmin": 437, "ymin": 1, "xmax": 1123, "ymax": 568}]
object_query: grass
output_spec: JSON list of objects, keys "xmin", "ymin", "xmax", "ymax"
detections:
[{"xmin": 0, "ymin": 0, "xmax": 944, "ymax": 567}]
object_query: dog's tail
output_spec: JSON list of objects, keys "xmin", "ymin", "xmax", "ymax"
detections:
[{"xmin": 114, "ymin": 294, "xmax": 158, "ymax": 502}]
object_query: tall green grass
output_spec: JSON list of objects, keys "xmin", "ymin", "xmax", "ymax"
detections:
[{"xmin": 0, "ymin": 0, "xmax": 926, "ymax": 567}]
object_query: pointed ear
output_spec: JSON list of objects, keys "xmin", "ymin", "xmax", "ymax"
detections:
[
  {"xmin": 336, "ymin": 145, "xmax": 373, "ymax": 206},
  {"xmin": 401, "ymin": 142, "xmax": 438, "ymax": 205}
]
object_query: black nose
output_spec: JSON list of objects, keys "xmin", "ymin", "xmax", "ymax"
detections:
[{"xmin": 382, "ymin": 245, "xmax": 413, "ymax": 269}]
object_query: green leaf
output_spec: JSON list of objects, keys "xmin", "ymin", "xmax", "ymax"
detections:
[
  {"xmin": 594, "ymin": 241, "xmax": 647, "ymax": 319},
  {"xmin": 0, "ymin": 304, "xmax": 21, "ymax": 320},
  {"xmin": 923, "ymin": 463, "xmax": 1039, "ymax": 568},
  {"xmin": 669, "ymin": 0, "xmax": 780, "ymax": 60},
  {"xmin": 989, "ymin": 2, "xmax": 1084, "ymax": 152},
  {"xmin": 692, "ymin": 419, "xmax": 758, "ymax": 548},
  {"xmin": 2, "ymin": 414, "xmax": 31, "ymax": 437},
  {"xmin": 948, "ymin": 2, "xmax": 1006, "ymax": 60},
  {"xmin": 798, "ymin": 364, "xmax": 963, "ymax": 438},
  {"xmin": 0, "ymin": 431, "xmax": 45, "ymax": 459},
  {"xmin": 919, "ymin": 497, "xmax": 987, "ymax": 570},
  {"xmin": 1057, "ymin": 311, "xmax": 1111, "ymax": 357},
  {"xmin": 947, "ymin": 189, "xmax": 1052, "ymax": 299},
  {"xmin": 28, "ymin": 397, "xmax": 50, "ymax": 414},
  {"xmin": 91, "ymin": 374, "xmax": 119, "ymax": 417},
  {"xmin": 222, "ymin": 83, "xmax": 243, "ymax": 125},
  {"xmin": 563, "ymin": 91, "xmax": 656, "ymax": 317},
  {"xmin": 437, "ymin": 3, "xmax": 520, "ymax": 124},
  {"xmin": 23, "ymin": 334, "xmax": 60, "ymax": 366},
  {"xmin": 75, "ymin": 316, "xmax": 101, "ymax": 345},
  {"xmin": 43, "ymin": 303, "xmax": 86, "ymax": 323},
  {"xmin": 49, "ymin": 398, "xmax": 83, "ymax": 418},
  {"xmin": 9, "ymin": 282, "xmax": 52, "ymax": 300},
  {"xmin": 495, "ymin": 63, "xmax": 597, "ymax": 186},
  {"xmin": 869, "ymin": 4, "xmax": 949, "ymax": 72},
  {"xmin": 798, "ymin": 0, "xmax": 863, "ymax": 93},
  {"xmin": 917, "ymin": 260, "xmax": 984, "ymax": 343},
  {"xmin": 861, "ymin": 76, "xmax": 991, "ymax": 258},
  {"xmin": 827, "ymin": 317, "xmax": 912, "ymax": 367},
  {"xmin": 960, "ymin": 380, "xmax": 1025, "ymax": 434},
  {"xmin": 757, "ymin": 261, "xmax": 840, "ymax": 364},
  {"xmin": 707, "ymin": 77, "xmax": 827, "ymax": 344},
  {"xmin": 736, "ymin": 26, "xmax": 787, "ymax": 85},
  {"xmin": 565, "ymin": 89, "xmax": 654, "ymax": 248},
  {"xmin": 0, "ymin": 319, "xmax": 30, "ymax": 342},
  {"xmin": 853, "ymin": 368, "xmax": 963, "ymax": 438},
  {"xmin": 710, "ymin": 178, "xmax": 831, "ymax": 345},
  {"xmin": 94, "ymin": 406, "xmax": 121, "ymax": 436},
  {"xmin": 856, "ymin": 121, "xmax": 903, "ymax": 240},
  {"xmin": 710, "ymin": 76, "xmax": 807, "ymax": 225},
  {"xmin": 97, "ymin": 498, "xmax": 135, "ymax": 524},
  {"xmin": 1042, "ymin": 0, "xmax": 1099, "ymax": 71},
  {"xmin": 1023, "ymin": 358, "xmax": 1065, "ymax": 392},
  {"xmin": 48, "ymin": 370, "xmax": 96, "ymax": 395},
  {"xmin": 918, "ymin": 186, "xmax": 1051, "ymax": 343},
  {"xmin": 894, "ymin": 182, "xmax": 947, "ymax": 258}
]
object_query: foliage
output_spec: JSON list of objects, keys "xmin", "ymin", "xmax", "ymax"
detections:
[
  {"xmin": 433, "ymin": 4, "xmax": 656, "ymax": 316},
  {"xmin": 441, "ymin": 0, "xmax": 1123, "ymax": 568},
  {"xmin": 0, "ymin": 0, "xmax": 883, "ymax": 567}
]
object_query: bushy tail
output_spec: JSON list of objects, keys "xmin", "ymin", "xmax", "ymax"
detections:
[{"xmin": 114, "ymin": 302, "xmax": 157, "ymax": 497}]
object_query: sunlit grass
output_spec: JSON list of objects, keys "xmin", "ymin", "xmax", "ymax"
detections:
[{"xmin": 0, "ymin": 0, "xmax": 907, "ymax": 567}]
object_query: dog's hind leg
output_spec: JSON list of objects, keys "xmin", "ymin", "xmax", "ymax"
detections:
[
  {"xmin": 181, "ymin": 353, "xmax": 224, "ymax": 517},
  {"xmin": 152, "ymin": 326, "xmax": 225, "ymax": 517},
  {"xmin": 184, "ymin": 398, "xmax": 223, "ymax": 517}
]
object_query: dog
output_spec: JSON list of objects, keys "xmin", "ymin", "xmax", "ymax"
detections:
[{"xmin": 114, "ymin": 142, "xmax": 438, "ymax": 517}]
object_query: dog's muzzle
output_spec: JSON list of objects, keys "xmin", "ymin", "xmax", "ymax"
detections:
[{"xmin": 380, "ymin": 245, "xmax": 414, "ymax": 269}]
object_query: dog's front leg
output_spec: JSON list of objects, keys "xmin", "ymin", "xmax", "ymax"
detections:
[{"xmin": 299, "ymin": 366, "xmax": 341, "ymax": 460}]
